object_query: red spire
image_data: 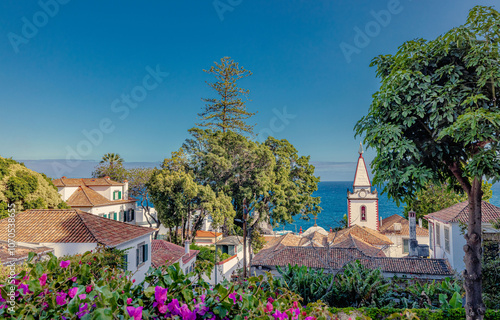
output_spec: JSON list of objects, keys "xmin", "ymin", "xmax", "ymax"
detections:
[{"xmin": 299, "ymin": 226, "xmax": 302, "ymax": 234}]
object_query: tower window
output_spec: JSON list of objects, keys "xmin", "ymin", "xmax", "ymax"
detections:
[{"xmin": 361, "ymin": 206, "xmax": 367, "ymax": 221}]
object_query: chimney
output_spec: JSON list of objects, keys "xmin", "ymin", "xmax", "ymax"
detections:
[
  {"xmin": 62, "ymin": 176, "xmax": 67, "ymax": 179},
  {"xmin": 123, "ymin": 180, "xmax": 129, "ymax": 200},
  {"xmin": 329, "ymin": 227, "xmax": 333, "ymax": 233},
  {"xmin": 418, "ymin": 218, "xmax": 423, "ymax": 229},
  {"xmin": 184, "ymin": 241, "xmax": 190, "ymax": 254},
  {"xmin": 380, "ymin": 217, "xmax": 383, "ymax": 227},
  {"xmin": 409, "ymin": 211, "xmax": 418, "ymax": 257}
]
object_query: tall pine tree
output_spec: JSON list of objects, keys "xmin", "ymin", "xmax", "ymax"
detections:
[{"xmin": 197, "ymin": 57, "xmax": 255, "ymax": 134}]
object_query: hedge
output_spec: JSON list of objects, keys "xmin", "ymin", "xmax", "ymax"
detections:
[{"xmin": 329, "ymin": 307, "xmax": 500, "ymax": 320}]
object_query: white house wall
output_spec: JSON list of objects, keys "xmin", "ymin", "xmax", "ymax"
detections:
[
  {"xmin": 38, "ymin": 242, "xmax": 97, "ymax": 257},
  {"xmin": 348, "ymin": 198, "xmax": 378, "ymax": 230},
  {"xmin": 115, "ymin": 234, "xmax": 152, "ymax": 284}
]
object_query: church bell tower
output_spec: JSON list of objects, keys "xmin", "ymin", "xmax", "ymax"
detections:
[{"xmin": 347, "ymin": 143, "xmax": 379, "ymax": 230}]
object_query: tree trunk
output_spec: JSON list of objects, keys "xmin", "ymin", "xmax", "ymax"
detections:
[{"xmin": 464, "ymin": 177, "xmax": 486, "ymax": 320}]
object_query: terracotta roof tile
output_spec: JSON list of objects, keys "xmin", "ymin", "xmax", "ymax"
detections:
[
  {"xmin": 263, "ymin": 233, "xmax": 302, "ymax": 250},
  {"xmin": 196, "ymin": 230, "xmax": 222, "ymax": 238},
  {"xmin": 425, "ymin": 201, "xmax": 500, "ymax": 224},
  {"xmin": 0, "ymin": 209, "xmax": 155, "ymax": 247},
  {"xmin": 331, "ymin": 234, "xmax": 386, "ymax": 257},
  {"xmin": 151, "ymin": 240, "xmax": 198, "ymax": 268},
  {"xmin": 329, "ymin": 225, "xmax": 393, "ymax": 246},
  {"xmin": 53, "ymin": 177, "xmax": 123, "ymax": 187},
  {"xmin": 66, "ymin": 186, "xmax": 136, "ymax": 208},
  {"xmin": 251, "ymin": 246, "xmax": 453, "ymax": 276},
  {"xmin": 380, "ymin": 214, "xmax": 429, "ymax": 237}
]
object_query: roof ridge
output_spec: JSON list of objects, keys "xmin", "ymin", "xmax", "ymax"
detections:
[
  {"xmin": 80, "ymin": 186, "xmax": 95, "ymax": 206},
  {"xmin": 72, "ymin": 209, "xmax": 100, "ymax": 243}
]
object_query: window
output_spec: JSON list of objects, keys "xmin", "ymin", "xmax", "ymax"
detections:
[
  {"xmin": 403, "ymin": 238, "xmax": 409, "ymax": 253},
  {"xmin": 113, "ymin": 190, "xmax": 122, "ymax": 200},
  {"xmin": 444, "ymin": 227, "xmax": 450, "ymax": 253},
  {"xmin": 123, "ymin": 254, "xmax": 128, "ymax": 270},
  {"xmin": 360, "ymin": 206, "xmax": 367, "ymax": 221},
  {"xmin": 136, "ymin": 243, "xmax": 148, "ymax": 266},
  {"xmin": 108, "ymin": 212, "xmax": 114, "ymax": 219},
  {"xmin": 429, "ymin": 223, "xmax": 434, "ymax": 250},
  {"xmin": 113, "ymin": 212, "xmax": 117, "ymax": 220},
  {"xmin": 436, "ymin": 223, "xmax": 441, "ymax": 246}
]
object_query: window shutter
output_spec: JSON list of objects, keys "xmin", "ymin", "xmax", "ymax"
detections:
[
  {"xmin": 113, "ymin": 212, "xmax": 117, "ymax": 220},
  {"xmin": 123, "ymin": 254, "xmax": 128, "ymax": 269},
  {"xmin": 143, "ymin": 244, "xmax": 148, "ymax": 262},
  {"xmin": 131, "ymin": 210, "xmax": 135, "ymax": 221},
  {"xmin": 118, "ymin": 191, "xmax": 122, "ymax": 199},
  {"xmin": 136, "ymin": 249, "xmax": 140, "ymax": 266}
]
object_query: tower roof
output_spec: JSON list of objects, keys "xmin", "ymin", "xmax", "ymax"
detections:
[{"xmin": 353, "ymin": 148, "xmax": 371, "ymax": 188}]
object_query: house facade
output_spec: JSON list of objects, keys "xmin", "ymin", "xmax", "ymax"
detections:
[
  {"xmin": 0, "ymin": 209, "xmax": 155, "ymax": 284},
  {"xmin": 425, "ymin": 201, "xmax": 500, "ymax": 272},
  {"xmin": 53, "ymin": 177, "xmax": 144, "ymax": 225},
  {"xmin": 380, "ymin": 214, "xmax": 429, "ymax": 258}
]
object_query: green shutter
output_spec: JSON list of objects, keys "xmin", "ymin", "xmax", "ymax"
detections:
[
  {"xmin": 114, "ymin": 212, "xmax": 117, "ymax": 220},
  {"xmin": 143, "ymin": 244, "xmax": 148, "ymax": 262},
  {"xmin": 118, "ymin": 191, "xmax": 122, "ymax": 200}
]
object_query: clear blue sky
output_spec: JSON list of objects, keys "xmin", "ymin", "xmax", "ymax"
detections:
[{"xmin": 1, "ymin": 0, "xmax": 498, "ymax": 179}]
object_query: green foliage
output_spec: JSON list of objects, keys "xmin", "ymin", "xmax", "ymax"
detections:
[
  {"xmin": 483, "ymin": 256, "xmax": 500, "ymax": 309},
  {"xmin": 275, "ymin": 264, "xmax": 333, "ymax": 304},
  {"xmin": 404, "ymin": 181, "xmax": 493, "ymax": 226},
  {"xmin": 92, "ymin": 162, "xmax": 127, "ymax": 182},
  {"xmin": 328, "ymin": 260, "xmax": 390, "ymax": 308},
  {"xmin": 0, "ymin": 157, "xmax": 67, "ymax": 217},
  {"xmin": 198, "ymin": 57, "xmax": 255, "ymax": 134}
]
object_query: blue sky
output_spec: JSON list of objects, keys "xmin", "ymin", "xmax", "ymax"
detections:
[{"xmin": 1, "ymin": 0, "xmax": 498, "ymax": 180}]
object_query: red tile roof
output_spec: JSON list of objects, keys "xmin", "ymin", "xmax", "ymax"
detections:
[
  {"xmin": 251, "ymin": 246, "xmax": 453, "ymax": 276},
  {"xmin": 151, "ymin": 240, "xmax": 199, "ymax": 268},
  {"xmin": 53, "ymin": 177, "xmax": 124, "ymax": 187},
  {"xmin": 329, "ymin": 225, "xmax": 393, "ymax": 246},
  {"xmin": 424, "ymin": 201, "xmax": 500, "ymax": 224},
  {"xmin": 196, "ymin": 230, "xmax": 222, "ymax": 238},
  {"xmin": 331, "ymin": 234, "xmax": 386, "ymax": 257},
  {"xmin": 0, "ymin": 209, "xmax": 155, "ymax": 247},
  {"xmin": 66, "ymin": 186, "xmax": 136, "ymax": 207},
  {"xmin": 380, "ymin": 214, "xmax": 429, "ymax": 237}
]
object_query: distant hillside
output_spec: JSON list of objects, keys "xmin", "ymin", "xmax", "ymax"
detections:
[{"xmin": 0, "ymin": 157, "xmax": 68, "ymax": 218}]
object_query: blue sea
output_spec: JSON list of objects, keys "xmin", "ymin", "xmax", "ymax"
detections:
[{"xmin": 276, "ymin": 181, "xmax": 500, "ymax": 233}]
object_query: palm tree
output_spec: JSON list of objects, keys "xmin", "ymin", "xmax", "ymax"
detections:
[{"xmin": 100, "ymin": 153, "xmax": 123, "ymax": 168}]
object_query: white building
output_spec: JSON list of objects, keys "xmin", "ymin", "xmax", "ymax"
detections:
[
  {"xmin": 380, "ymin": 214, "xmax": 429, "ymax": 258},
  {"xmin": 0, "ymin": 209, "xmax": 155, "ymax": 284},
  {"xmin": 347, "ymin": 144, "xmax": 379, "ymax": 231},
  {"xmin": 53, "ymin": 177, "xmax": 142, "ymax": 225},
  {"xmin": 425, "ymin": 201, "xmax": 500, "ymax": 272}
]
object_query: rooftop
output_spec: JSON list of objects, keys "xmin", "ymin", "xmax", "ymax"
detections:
[
  {"xmin": 151, "ymin": 239, "xmax": 199, "ymax": 268},
  {"xmin": 66, "ymin": 185, "xmax": 136, "ymax": 207},
  {"xmin": 0, "ymin": 209, "xmax": 155, "ymax": 247},
  {"xmin": 424, "ymin": 201, "xmax": 500, "ymax": 224},
  {"xmin": 252, "ymin": 246, "xmax": 453, "ymax": 276},
  {"xmin": 329, "ymin": 224, "xmax": 393, "ymax": 246},
  {"xmin": 0, "ymin": 241, "xmax": 54, "ymax": 265},
  {"xmin": 196, "ymin": 230, "xmax": 222, "ymax": 238},
  {"xmin": 216, "ymin": 236, "xmax": 243, "ymax": 246},
  {"xmin": 53, "ymin": 177, "xmax": 124, "ymax": 187},
  {"xmin": 380, "ymin": 214, "xmax": 429, "ymax": 237}
]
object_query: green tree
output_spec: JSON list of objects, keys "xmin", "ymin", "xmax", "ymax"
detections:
[
  {"xmin": 147, "ymin": 159, "xmax": 235, "ymax": 245},
  {"xmin": 127, "ymin": 167, "xmax": 158, "ymax": 233},
  {"xmin": 92, "ymin": 154, "xmax": 127, "ymax": 182},
  {"xmin": 197, "ymin": 57, "xmax": 255, "ymax": 134},
  {"xmin": 0, "ymin": 157, "xmax": 68, "ymax": 217},
  {"xmin": 355, "ymin": 6, "xmax": 500, "ymax": 319},
  {"xmin": 404, "ymin": 181, "xmax": 493, "ymax": 227}
]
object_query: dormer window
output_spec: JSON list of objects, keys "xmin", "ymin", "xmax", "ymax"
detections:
[
  {"xmin": 361, "ymin": 206, "xmax": 367, "ymax": 221},
  {"xmin": 113, "ymin": 190, "xmax": 122, "ymax": 200}
]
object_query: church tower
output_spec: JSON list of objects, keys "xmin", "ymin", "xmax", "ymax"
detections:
[{"xmin": 347, "ymin": 143, "xmax": 379, "ymax": 230}]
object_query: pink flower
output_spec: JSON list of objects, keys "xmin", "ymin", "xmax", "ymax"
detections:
[
  {"xmin": 76, "ymin": 303, "xmax": 89, "ymax": 318},
  {"xmin": 265, "ymin": 301, "xmax": 274, "ymax": 313},
  {"xmin": 126, "ymin": 306, "xmax": 143, "ymax": 320},
  {"xmin": 268, "ymin": 296, "xmax": 274, "ymax": 303},
  {"xmin": 127, "ymin": 298, "xmax": 133, "ymax": 305},
  {"xmin": 132, "ymin": 279, "xmax": 136, "ymax": 283},
  {"xmin": 293, "ymin": 301, "xmax": 298, "ymax": 308},
  {"xmin": 39, "ymin": 273, "xmax": 47, "ymax": 286},
  {"xmin": 60, "ymin": 260, "xmax": 71, "ymax": 268},
  {"xmin": 69, "ymin": 287, "xmax": 78, "ymax": 299},
  {"xmin": 70, "ymin": 276, "xmax": 77, "ymax": 282},
  {"xmin": 228, "ymin": 292, "xmax": 238, "ymax": 304},
  {"xmin": 272, "ymin": 310, "xmax": 288, "ymax": 320},
  {"xmin": 154, "ymin": 286, "xmax": 168, "ymax": 305},
  {"xmin": 18, "ymin": 283, "xmax": 32, "ymax": 295},
  {"xmin": 179, "ymin": 304, "xmax": 196, "ymax": 320},
  {"xmin": 56, "ymin": 292, "xmax": 67, "ymax": 306},
  {"xmin": 85, "ymin": 285, "xmax": 92, "ymax": 293},
  {"xmin": 78, "ymin": 294, "xmax": 86, "ymax": 300},
  {"xmin": 22, "ymin": 275, "xmax": 29, "ymax": 281},
  {"xmin": 167, "ymin": 299, "xmax": 181, "ymax": 315},
  {"xmin": 305, "ymin": 317, "xmax": 316, "ymax": 320}
]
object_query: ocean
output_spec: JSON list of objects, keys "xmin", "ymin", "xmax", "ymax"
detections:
[{"xmin": 275, "ymin": 181, "xmax": 500, "ymax": 233}]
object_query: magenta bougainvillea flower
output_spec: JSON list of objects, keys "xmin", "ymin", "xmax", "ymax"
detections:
[
  {"xmin": 265, "ymin": 301, "xmax": 274, "ymax": 313},
  {"xmin": 126, "ymin": 306, "xmax": 143, "ymax": 320},
  {"xmin": 78, "ymin": 294, "xmax": 86, "ymax": 300},
  {"xmin": 56, "ymin": 292, "xmax": 67, "ymax": 306},
  {"xmin": 154, "ymin": 286, "xmax": 168, "ymax": 305},
  {"xmin": 59, "ymin": 260, "xmax": 71, "ymax": 268},
  {"xmin": 272, "ymin": 310, "xmax": 289, "ymax": 320},
  {"xmin": 18, "ymin": 283, "xmax": 31, "ymax": 295},
  {"xmin": 85, "ymin": 285, "xmax": 92, "ymax": 293},
  {"xmin": 127, "ymin": 298, "xmax": 133, "ymax": 305},
  {"xmin": 39, "ymin": 273, "xmax": 47, "ymax": 287},
  {"xmin": 179, "ymin": 304, "xmax": 196, "ymax": 320},
  {"xmin": 76, "ymin": 303, "xmax": 89, "ymax": 318},
  {"xmin": 68, "ymin": 287, "xmax": 78, "ymax": 299}
]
